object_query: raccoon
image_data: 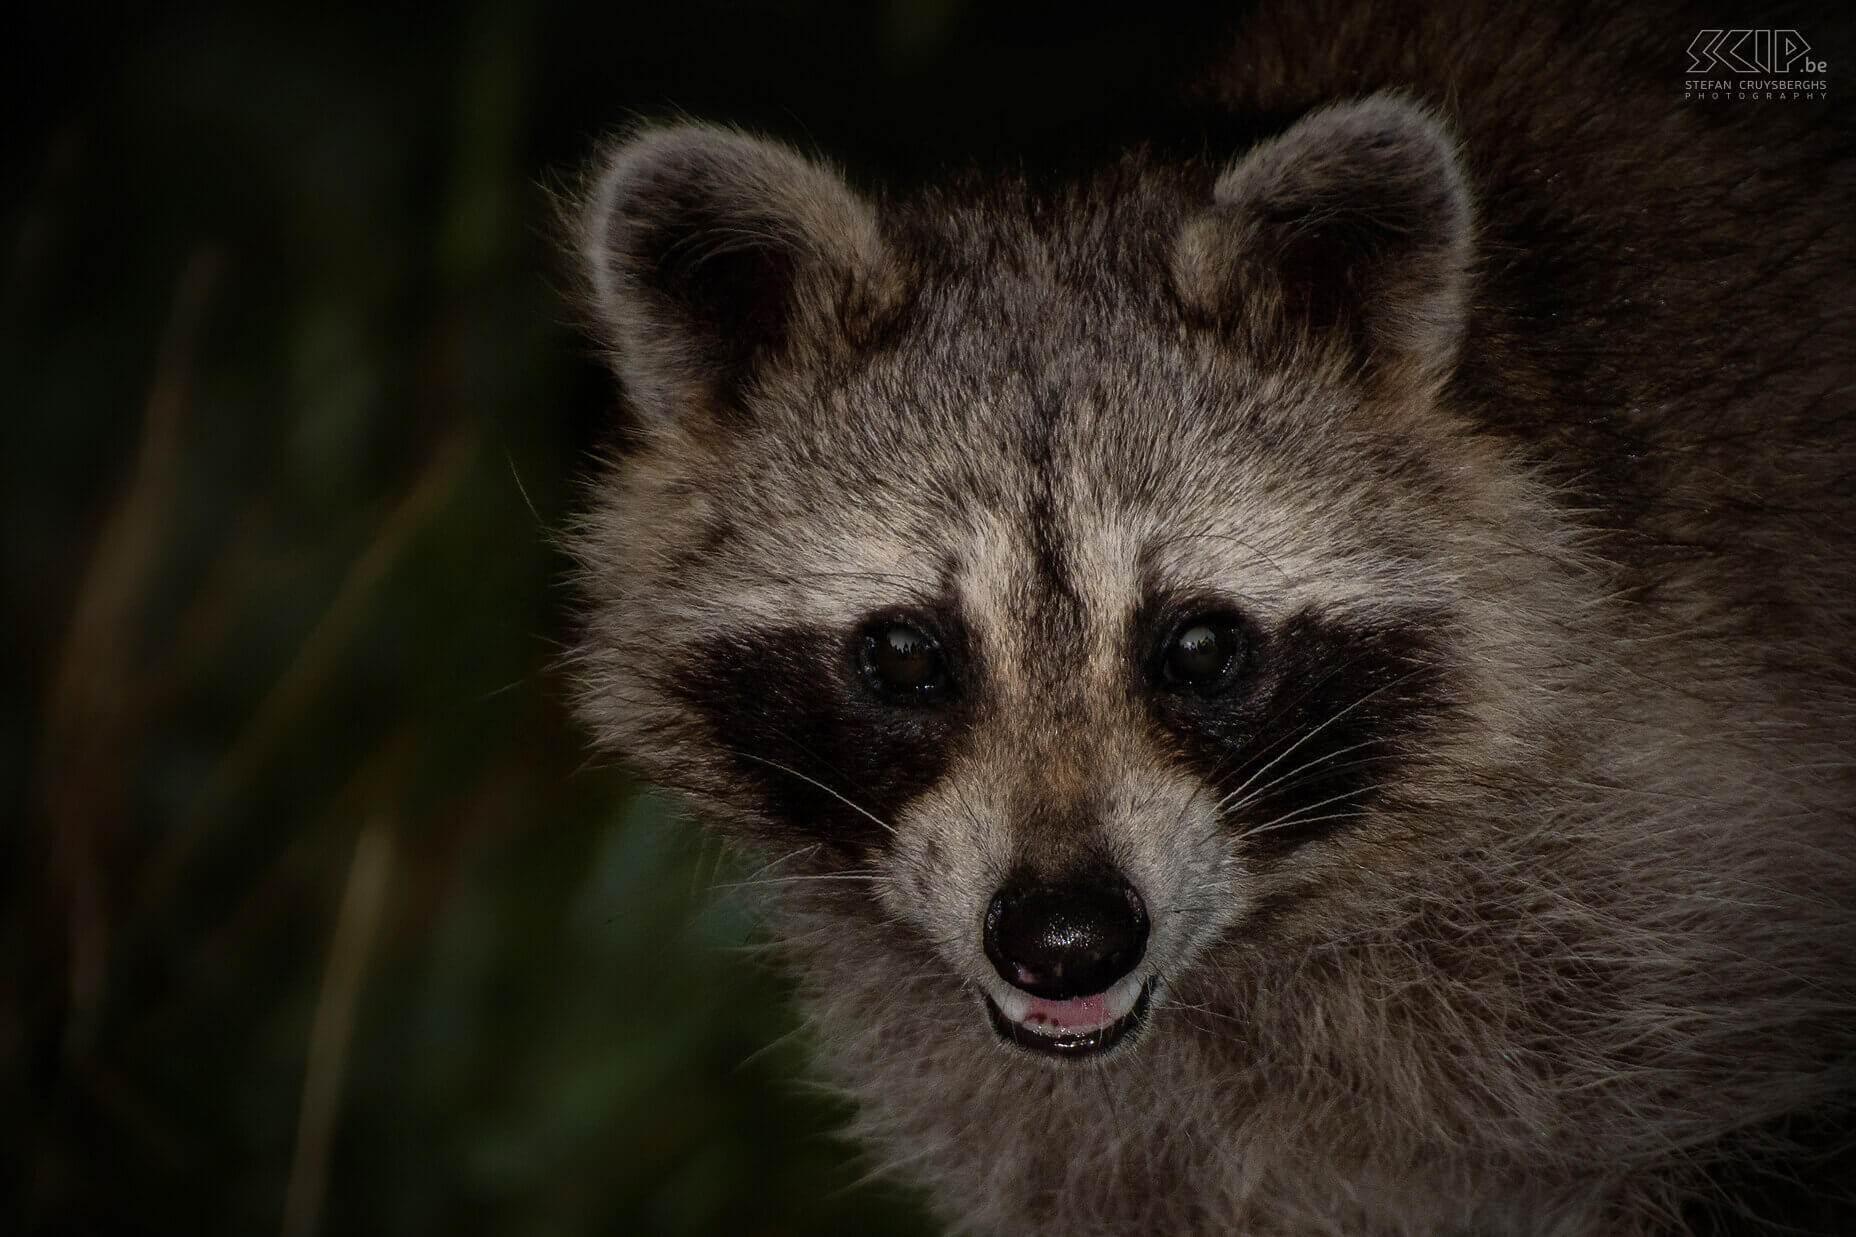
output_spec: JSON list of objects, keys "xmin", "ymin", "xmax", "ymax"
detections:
[{"xmin": 565, "ymin": 2, "xmax": 1856, "ymax": 1232}]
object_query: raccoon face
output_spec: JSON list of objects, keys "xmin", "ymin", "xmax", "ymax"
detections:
[{"xmin": 572, "ymin": 98, "xmax": 1558, "ymax": 1061}]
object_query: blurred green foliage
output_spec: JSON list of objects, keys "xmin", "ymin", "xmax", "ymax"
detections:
[
  {"xmin": 2, "ymin": 3, "xmax": 974, "ymax": 1232},
  {"xmin": 4, "ymin": 2, "xmax": 1229, "ymax": 1231}
]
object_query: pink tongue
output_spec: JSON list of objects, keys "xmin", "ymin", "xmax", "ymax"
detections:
[{"xmin": 1023, "ymin": 993, "xmax": 1110, "ymax": 1029}]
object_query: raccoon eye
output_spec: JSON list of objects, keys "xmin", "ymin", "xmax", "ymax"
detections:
[
  {"xmin": 1161, "ymin": 618, "xmax": 1246, "ymax": 696},
  {"xmin": 861, "ymin": 622, "xmax": 947, "ymax": 699}
]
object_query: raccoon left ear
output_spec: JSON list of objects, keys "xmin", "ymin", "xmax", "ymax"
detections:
[
  {"xmin": 1175, "ymin": 94, "xmax": 1473, "ymax": 391},
  {"xmin": 576, "ymin": 124, "xmax": 906, "ymax": 432}
]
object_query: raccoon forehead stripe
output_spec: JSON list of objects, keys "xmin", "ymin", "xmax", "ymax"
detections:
[{"xmin": 1019, "ymin": 381, "xmax": 1084, "ymax": 616}]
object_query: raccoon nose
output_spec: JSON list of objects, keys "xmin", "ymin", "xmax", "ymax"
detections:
[{"xmin": 983, "ymin": 874, "xmax": 1149, "ymax": 999}]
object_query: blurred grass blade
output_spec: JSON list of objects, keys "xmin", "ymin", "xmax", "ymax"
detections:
[{"xmin": 280, "ymin": 816, "xmax": 397, "ymax": 1237}]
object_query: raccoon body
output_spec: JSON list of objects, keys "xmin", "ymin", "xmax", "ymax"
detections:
[{"xmin": 567, "ymin": 3, "xmax": 1855, "ymax": 1232}]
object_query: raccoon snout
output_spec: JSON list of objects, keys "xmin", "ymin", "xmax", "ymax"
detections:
[{"xmin": 982, "ymin": 873, "xmax": 1149, "ymax": 999}]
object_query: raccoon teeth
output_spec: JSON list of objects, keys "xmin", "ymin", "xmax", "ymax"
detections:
[
  {"xmin": 985, "ymin": 976, "xmax": 1151, "ymax": 1058},
  {"xmin": 992, "ymin": 985, "xmax": 1035, "ymax": 1026},
  {"xmin": 1015, "ymin": 975, "xmax": 1143, "ymax": 1034}
]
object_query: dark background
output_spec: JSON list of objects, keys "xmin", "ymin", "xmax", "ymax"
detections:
[{"xmin": 1, "ymin": 2, "xmax": 1240, "ymax": 1233}]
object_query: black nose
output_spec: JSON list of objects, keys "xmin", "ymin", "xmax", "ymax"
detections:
[{"xmin": 983, "ymin": 873, "xmax": 1149, "ymax": 999}]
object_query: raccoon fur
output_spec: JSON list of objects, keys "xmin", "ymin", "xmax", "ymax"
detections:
[{"xmin": 564, "ymin": 3, "xmax": 1856, "ymax": 1232}]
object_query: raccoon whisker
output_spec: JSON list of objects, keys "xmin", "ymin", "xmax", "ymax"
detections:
[
  {"xmin": 721, "ymin": 747, "xmax": 897, "ymax": 835},
  {"xmin": 1210, "ymin": 716, "xmax": 1395, "ymax": 824},
  {"xmin": 732, "ymin": 717, "xmax": 876, "ymax": 786},
  {"xmin": 736, "ymin": 1021, "xmax": 812, "ymax": 1071},
  {"xmin": 1223, "ymin": 753, "xmax": 1408, "ymax": 816},
  {"xmin": 1153, "ymin": 903, "xmax": 1230, "ymax": 921},
  {"xmin": 1234, "ymin": 787, "xmax": 1387, "ymax": 840},
  {"xmin": 764, "ymin": 709, "xmax": 1018, "ymax": 857},
  {"xmin": 1241, "ymin": 809, "xmax": 1383, "ymax": 840},
  {"xmin": 1162, "ymin": 999, "xmax": 1246, "ymax": 1026},
  {"xmin": 1213, "ymin": 738, "xmax": 1394, "ymax": 813},
  {"xmin": 724, "ymin": 935, "xmax": 826, "ymax": 956},
  {"xmin": 730, "ymin": 841, "xmax": 828, "ymax": 886},
  {"xmin": 692, "ymin": 833, "xmax": 738, "ymax": 900},
  {"xmin": 1217, "ymin": 757, "xmax": 1403, "ymax": 824},
  {"xmin": 1215, "ymin": 666, "xmax": 1434, "ymax": 811},
  {"xmin": 715, "ymin": 871, "xmax": 887, "ymax": 891}
]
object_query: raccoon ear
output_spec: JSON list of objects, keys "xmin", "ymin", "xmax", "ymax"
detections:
[
  {"xmin": 577, "ymin": 124, "xmax": 904, "ymax": 429},
  {"xmin": 1175, "ymin": 94, "xmax": 1472, "ymax": 391}
]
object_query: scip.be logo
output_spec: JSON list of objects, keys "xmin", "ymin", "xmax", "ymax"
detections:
[{"xmin": 1686, "ymin": 30, "xmax": 1826, "ymax": 75}]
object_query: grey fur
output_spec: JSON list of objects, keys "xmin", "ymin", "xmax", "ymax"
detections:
[{"xmin": 565, "ymin": 3, "xmax": 1855, "ymax": 1232}]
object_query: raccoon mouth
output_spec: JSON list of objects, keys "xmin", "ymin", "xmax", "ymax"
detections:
[{"xmin": 982, "ymin": 976, "xmax": 1151, "ymax": 1059}]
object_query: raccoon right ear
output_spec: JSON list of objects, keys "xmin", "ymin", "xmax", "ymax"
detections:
[
  {"xmin": 1174, "ymin": 94, "xmax": 1473, "ymax": 392},
  {"xmin": 576, "ymin": 124, "xmax": 904, "ymax": 430}
]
